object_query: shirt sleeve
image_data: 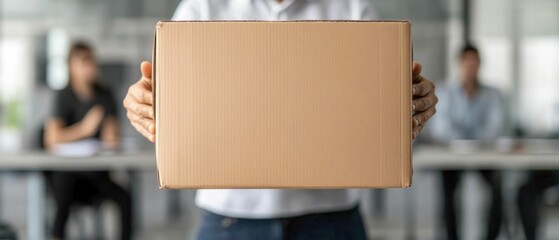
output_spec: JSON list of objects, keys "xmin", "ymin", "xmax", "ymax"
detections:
[
  {"xmin": 101, "ymin": 90, "xmax": 118, "ymax": 118},
  {"xmin": 172, "ymin": 0, "xmax": 202, "ymax": 20},
  {"xmin": 51, "ymin": 90, "xmax": 70, "ymax": 122}
]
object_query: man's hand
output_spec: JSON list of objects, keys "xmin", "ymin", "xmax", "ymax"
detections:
[
  {"xmin": 412, "ymin": 62, "xmax": 438, "ymax": 139},
  {"xmin": 123, "ymin": 61, "xmax": 156, "ymax": 142}
]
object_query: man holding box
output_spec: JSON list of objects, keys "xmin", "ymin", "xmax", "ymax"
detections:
[{"xmin": 123, "ymin": 0, "xmax": 438, "ymax": 239}]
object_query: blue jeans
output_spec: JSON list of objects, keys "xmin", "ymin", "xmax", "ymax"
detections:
[{"xmin": 196, "ymin": 205, "xmax": 367, "ymax": 240}]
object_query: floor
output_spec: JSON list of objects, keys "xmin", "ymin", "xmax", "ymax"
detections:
[{"xmin": 1, "ymin": 170, "xmax": 559, "ymax": 240}]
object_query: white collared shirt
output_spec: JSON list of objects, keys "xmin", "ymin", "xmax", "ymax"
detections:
[{"xmin": 172, "ymin": 0, "xmax": 377, "ymax": 218}]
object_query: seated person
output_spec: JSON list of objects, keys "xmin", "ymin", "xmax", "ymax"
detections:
[
  {"xmin": 44, "ymin": 42, "xmax": 131, "ymax": 240},
  {"xmin": 431, "ymin": 45, "xmax": 507, "ymax": 240},
  {"xmin": 518, "ymin": 170, "xmax": 559, "ymax": 240}
]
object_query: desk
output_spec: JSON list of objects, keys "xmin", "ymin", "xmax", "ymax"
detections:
[
  {"xmin": 0, "ymin": 151, "xmax": 155, "ymax": 170},
  {"xmin": 409, "ymin": 147, "xmax": 559, "ymax": 240},
  {"xmin": 5, "ymin": 148, "xmax": 559, "ymax": 239},
  {"xmin": 414, "ymin": 147, "xmax": 559, "ymax": 170},
  {"xmin": 0, "ymin": 151, "xmax": 155, "ymax": 240}
]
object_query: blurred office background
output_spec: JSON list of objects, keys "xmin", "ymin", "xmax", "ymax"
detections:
[{"xmin": 0, "ymin": 0, "xmax": 559, "ymax": 239}]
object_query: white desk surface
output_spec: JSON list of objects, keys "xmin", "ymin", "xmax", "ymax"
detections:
[
  {"xmin": 1, "ymin": 145, "xmax": 554, "ymax": 240},
  {"xmin": 0, "ymin": 150, "xmax": 156, "ymax": 240},
  {"xmin": 0, "ymin": 151, "xmax": 155, "ymax": 171},
  {"xmin": 413, "ymin": 146, "xmax": 559, "ymax": 170},
  {"xmin": 1, "ymin": 146, "xmax": 559, "ymax": 171}
]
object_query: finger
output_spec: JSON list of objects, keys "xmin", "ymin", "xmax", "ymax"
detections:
[
  {"xmin": 412, "ymin": 93, "xmax": 438, "ymax": 112},
  {"xmin": 131, "ymin": 121, "xmax": 155, "ymax": 142},
  {"xmin": 412, "ymin": 62, "xmax": 423, "ymax": 83},
  {"xmin": 124, "ymin": 100, "xmax": 154, "ymax": 119},
  {"xmin": 141, "ymin": 61, "xmax": 152, "ymax": 79},
  {"xmin": 413, "ymin": 105, "xmax": 437, "ymax": 127},
  {"xmin": 127, "ymin": 112, "xmax": 155, "ymax": 134},
  {"xmin": 140, "ymin": 76, "xmax": 153, "ymax": 91},
  {"xmin": 132, "ymin": 103, "xmax": 154, "ymax": 119},
  {"xmin": 412, "ymin": 117, "xmax": 420, "ymax": 128},
  {"xmin": 412, "ymin": 78, "xmax": 434, "ymax": 97},
  {"xmin": 129, "ymin": 83, "xmax": 153, "ymax": 105},
  {"xmin": 412, "ymin": 124, "xmax": 425, "ymax": 140}
]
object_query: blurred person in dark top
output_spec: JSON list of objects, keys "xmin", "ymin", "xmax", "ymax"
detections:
[
  {"xmin": 44, "ymin": 42, "xmax": 131, "ymax": 240},
  {"xmin": 431, "ymin": 45, "xmax": 506, "ymax": 240}
]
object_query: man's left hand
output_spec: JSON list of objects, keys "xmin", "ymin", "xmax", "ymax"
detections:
[{"xmin": 411, "ymin": 62, "xmax": 438, "ymax": 139}]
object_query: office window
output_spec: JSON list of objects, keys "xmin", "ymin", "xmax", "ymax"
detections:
[
  {"xmin": 470, "ymin": 0, "xmax": 559, "ymax": 136},
  {"xmin": 519, "ymin": 0, "xmax": 559, "ymax": 135},
  {"xmin": 471, "ymin": 0, "xmax": 514, "ymax": 94},
  {"xmin": 46, "ymin": 29, "xmax": 70, "ymax": 90}
]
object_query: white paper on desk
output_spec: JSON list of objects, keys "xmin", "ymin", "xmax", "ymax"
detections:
[{"xmin": 52, "ymin": 139, "xmax": 101, "ymax": 157}]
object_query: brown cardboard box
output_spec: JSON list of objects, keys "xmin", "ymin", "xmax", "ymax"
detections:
[{"xmin": 153, "ymin": 21, "xmax": 412, "ymax": 189}]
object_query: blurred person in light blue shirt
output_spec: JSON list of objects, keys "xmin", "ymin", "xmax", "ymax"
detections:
[
  {"xmin": 431, "ymin": 49, "xmax": 506, "ymax": 141},
  {"xmin": 431, "ymin": 45, "xmax": 506, "ymax": 240}
]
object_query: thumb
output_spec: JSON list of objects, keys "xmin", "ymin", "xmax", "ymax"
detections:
[
  {"xmin": 412, "ymin": 62, "xmax": 422, "ymax": 83},
  {"xmin": 140, "ymin": 61, "xmax": 152, "ymax": 79}
]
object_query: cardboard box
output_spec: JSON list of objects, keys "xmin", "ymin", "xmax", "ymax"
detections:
[{"xmin": 153, "ymin": 21, "xmax": 412, "ymax": 189}]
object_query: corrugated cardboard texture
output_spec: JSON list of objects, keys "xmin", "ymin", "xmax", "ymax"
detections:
[{"xmin": 154, "ymin": 21, "xmax": 412, "ymax": 189}]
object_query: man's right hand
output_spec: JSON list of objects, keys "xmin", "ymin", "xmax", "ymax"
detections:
[{"xmin": 123, "ymin": 61, "xmax": 155, "ymax": 142}]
